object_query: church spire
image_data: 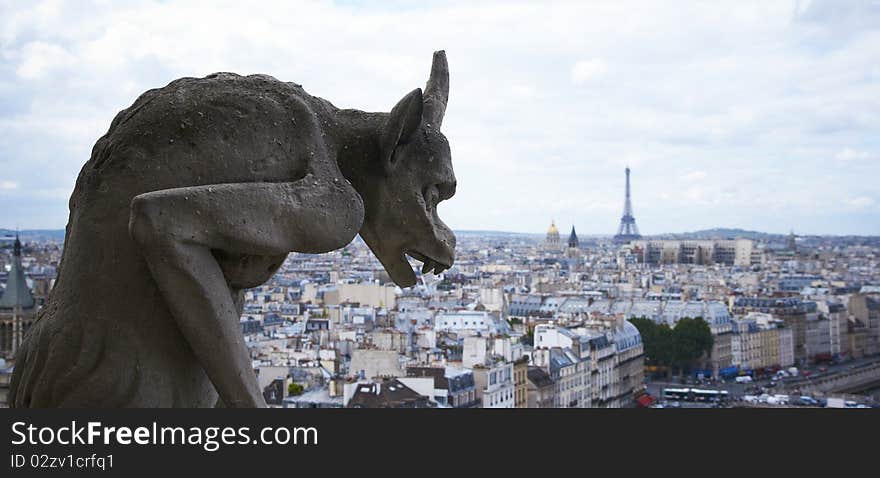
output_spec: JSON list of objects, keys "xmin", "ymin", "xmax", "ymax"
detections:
[
  {"xmin": 568, "ymin": 226, "xmax": 579, "ymax": 248},
  {"xmin": 1, "ymin": 232, "xmax": 35, "ymax": 309},
  {"xmin": 13, "ymin": 232, "xmax": 21, "ymax": 257}
]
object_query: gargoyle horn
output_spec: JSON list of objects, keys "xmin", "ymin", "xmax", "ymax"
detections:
[{"xmin": 423, "ymin": 50, "xmax": 448, "ymax": 129}]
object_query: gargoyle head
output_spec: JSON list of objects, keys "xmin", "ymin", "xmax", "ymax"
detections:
[{"xmin": 359, "ymin": 50, "xmax": 457, "ymax": 288}]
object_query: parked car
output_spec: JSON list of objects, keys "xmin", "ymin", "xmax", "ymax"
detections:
[
  {"xmin": 797, "ymin": 396, "xmax": 818, "ymax": 406},
  {"xmin": 735, "ymin": 375, "xmax": 753, "ymax": 383}
]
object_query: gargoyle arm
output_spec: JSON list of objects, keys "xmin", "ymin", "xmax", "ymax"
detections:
[{"xmin": 128, "ymin": 175, "xmax": 364, "ymax": 407}]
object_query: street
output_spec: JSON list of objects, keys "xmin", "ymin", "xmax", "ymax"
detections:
[{"xmin": 645, "ymin": 355, "xmax": 880, "ymax": 407}]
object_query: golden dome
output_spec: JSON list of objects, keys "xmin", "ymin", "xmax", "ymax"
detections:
[{"xmin": 547, "ymin": 220, "xmax": 559, "ymax": 236}]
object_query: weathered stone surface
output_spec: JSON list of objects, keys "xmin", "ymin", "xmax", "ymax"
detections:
[{"xmin": 9, "ymin": 51, "xmax": 456, "ymax": 408}]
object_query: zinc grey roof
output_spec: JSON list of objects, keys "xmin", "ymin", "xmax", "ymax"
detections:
[{"xmin": 527, "ymin": 366, "xmax": 554, "ymax": 388}]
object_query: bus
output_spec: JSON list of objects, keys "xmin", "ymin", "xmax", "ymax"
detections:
[
  {"xmin": 691, "ymin": 388, "xmax": 729, "ymax": 403},
  {"xmin": 661, "ymin": 388, "xmax": 690, "ymax": 401},
  {"xmin": 661, "ymin": 387, "xmax": 729, "ymax": 403}
]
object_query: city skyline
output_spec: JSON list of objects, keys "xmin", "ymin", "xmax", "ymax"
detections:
[{"xmin": 1, "ymin": 0, "xmax": 879, "ymax": 235}]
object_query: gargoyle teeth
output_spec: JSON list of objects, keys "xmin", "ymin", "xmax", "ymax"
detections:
[
  {"xmin": 427, "ymin": 261, "xmax": 449, "ymax": 275},
  {"xmin": 409, "ymin": 250, "xmax": 450, "ymax": 275}
]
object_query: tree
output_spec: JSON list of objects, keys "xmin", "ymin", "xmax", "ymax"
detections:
[
  {"xmin": 630, "ymin": 317, "xmax": 673, "ymax": 367},
  {"xmin": 630, "ymin": 316, "xmax": 712, "ymax": 377},
  {"xmin": 288, "ymin": 382, "xmax": 304, "ymax": 396},
  {"xmin": 670, "ymin": 317, "xmax": 714, "ymax": 374}
]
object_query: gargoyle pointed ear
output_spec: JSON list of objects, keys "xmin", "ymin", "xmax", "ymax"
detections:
[
  {"xmin": 381, "ymin": 88, "xmax": 423, "ymax": 174},
  {"xmin": 423, "ymin": 50, "xmax": 448, "ymax": 129}
]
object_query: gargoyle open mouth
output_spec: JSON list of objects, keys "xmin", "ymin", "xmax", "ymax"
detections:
[{"xmin": 406, "ymin": 249, "xmax": 451, "ymax": 275}]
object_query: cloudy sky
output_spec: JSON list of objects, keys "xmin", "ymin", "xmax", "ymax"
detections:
[{"xmin": 1, "ymin": 0, "xmax": 878, "ymax": 235}]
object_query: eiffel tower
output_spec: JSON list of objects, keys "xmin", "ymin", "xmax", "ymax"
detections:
[{"xmin": 613, "ymin": 166, "xmax": 642, "ymax": 244}]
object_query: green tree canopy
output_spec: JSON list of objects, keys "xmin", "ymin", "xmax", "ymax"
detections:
[
  {"xmin": 670, "ymin": 317, "xmax": 714, "ymax": 370},
  {"xmin": 288, "ymin": 382, "xmax": 304, "ymax": 396},
  {"xmin": 630, "ymin": 317, "xmax": 673, "ymax": 366},
  {"xmin": 629, "ymin": 316, "xmax": 713, "ymax": 371}
]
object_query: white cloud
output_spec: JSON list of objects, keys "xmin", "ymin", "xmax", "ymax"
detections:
[
  {"xmin": 0, "ymin": 0, "xmax": 878, "ymax": 234},
  {"xmin": 835, "ymin": 147, "xmax": 872, "ymax": 162},
  {"xmin": 682, "ymin": 170, "xmax": 708, "ymax": 181},
  {"xmin": 847, "ymin": 196, "xmax": 876, "ymax": 208},
  {"xmin": 0, "ymin": 180, "xmax": 18, "ymax": 190},
  {"xmin": 508, "ymin": 84, "xmax": 537, "ymax": 99},
  {"xmin": 570, "ymin": 59, "xmax": 607, "ymax": 84},
  {"xmin": 15, "ymin": 41, "xmax": 75, "ymax": 79}
]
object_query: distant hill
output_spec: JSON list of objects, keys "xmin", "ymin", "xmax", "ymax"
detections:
[
  {"xmin": 652, "ymin": 228, "xmax": 783, "ymax": 240},
  {"xmin": 455, "ymin": 228, "xmax": 778, "ymax": 240},
  {"xmin": 0, "ymin": 228, "xmax": 66, "ymax": 243}
]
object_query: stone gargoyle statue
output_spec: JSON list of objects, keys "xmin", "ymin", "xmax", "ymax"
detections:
[{"xmin": 9, "ymin": 51, "xmax": 456, "ymax": 407}]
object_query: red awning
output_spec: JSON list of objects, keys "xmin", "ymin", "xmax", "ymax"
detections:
[{"xmin": 637, "ymin": 395, "xmax": 656, "ymax": 408}]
